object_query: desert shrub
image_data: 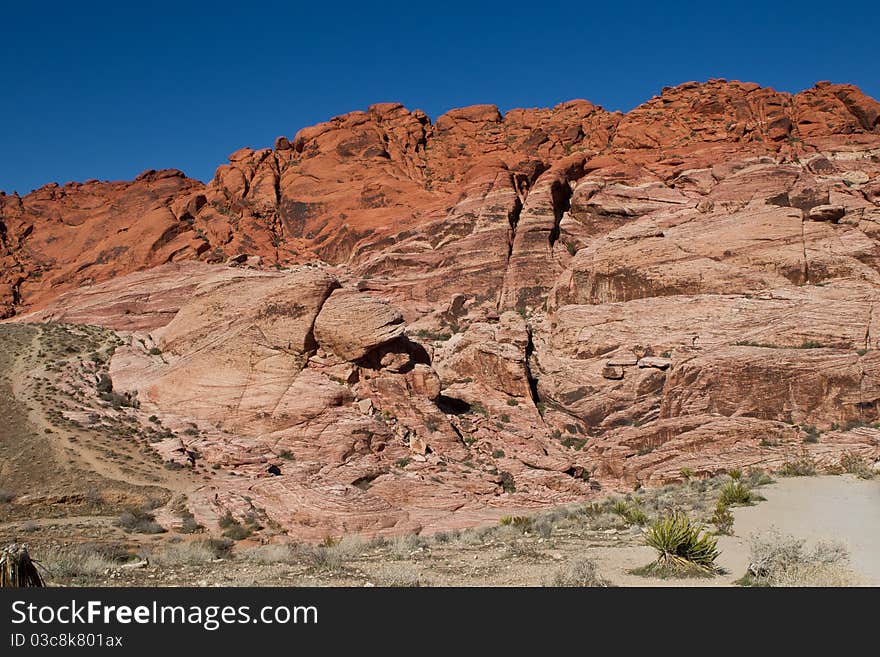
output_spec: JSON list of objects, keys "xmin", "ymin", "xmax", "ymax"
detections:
[
  {"xmin": 372, "ymin": 564, "xmax": 433, "ymax": 587},
  {"xmin": 506, "ymin": 398, "xmax": 519, "ymax": 406},
  {"xmin": 741, "ymin": 530, "xmax": 852, "ymax": 586},
  {"xmin": 532, "ymin": 518, "xmax": 554, "ymax": 538},
  {"xmin": 390, "ymin": 533, "xmax": 423, "ymax": 558},
  {"xmin": 0, "ymin": 490, "xmax": 16, "ymax": 503},
  {"xmin": 710, "ymin": 501, "xmax": 735, "ymax": 535},
  {"xmin": 499, "ymin": 471, "xmax": 516, "ymax": 493},
  {"xmin": 175, "ymin": 507, "xmax": 203, "ymax": 534},
  {"xmin": 221, "ymin": 520, "xmax": 252, "ymax": 541},
  {"xmin": 779, "ymin": 451, "xmax": 817, "ymax": 477},
  {"xmin": 744, "ymin": 469, "xmax": 774, "ymax": 487},
  {"xmin": 202, "ymin": 538, "xmax": 234, "ymax": 558},
  {"xmin": 546, "ymin": 558, "xmax": 609, "ymax": 587},
  {"xmin": 117, "ymin": 507, "xmax": 165, "ymax": 534},
  {"xmin": 719, "ymin": 480, "xmax": 752, "ymax": 506},
  {"xmin": 801, "ymin": 425, "xmax": 821, "ymax": 443},
  {"xmin": 727, "ymin": 468, "xmax": 742, "ymax": 480},
  {"xmin": 839, "ymin": 452, "xmax": 874, "ymax": 479},
  {"xmin": 607, "ymin": 498, "xmax": 648, "ymax": 526},
  {"xmin": 641, "ymin": 511, "xmax": 720, "ymax": 575},
  {"xmin": 499, "ymin": 515, "xmax": 531, "ymax": 529},
  {"xmin": 238, "ymin": 543, "xmax": 296, "ymax": 564},
  {"xmin": 150, "ymin": 541, "xmax": 217, "ymax": 566},
  {"xmin": 301, "ymin": 536, "xmax": 365, "ymax": 571},
  {"xmin": 431, "ymin": 531, "xmax": 453, "ymax": 544},
  {"xmin": 39, "ymin": 544, "xmax": 131, "ymax": 580}
]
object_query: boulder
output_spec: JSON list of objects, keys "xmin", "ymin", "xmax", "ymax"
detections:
[
  {"xmin": 808, "ymin": 204, "xmax": 846, "ymax": 223},
  {"xmin": 313, "ymin": 292, "xmax": 405, "ymax": 361}
]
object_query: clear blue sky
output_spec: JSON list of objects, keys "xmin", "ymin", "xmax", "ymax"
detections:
[{"xmin": 2, "ymin": 0, "xmax": 878, "ymax": 194}]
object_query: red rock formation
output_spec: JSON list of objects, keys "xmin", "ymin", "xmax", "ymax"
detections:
[{"xmin": 5, "ymin": 79, "xmax": 880, "ymax": 536}]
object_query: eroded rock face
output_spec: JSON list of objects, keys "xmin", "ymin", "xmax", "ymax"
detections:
[
  {"xmin": 313, "ymin": 292, "xmax": 405, "ymax": 360},
  {"xmin": 5, "ymin": 79, "xmax": 880, "ymax": 537}
]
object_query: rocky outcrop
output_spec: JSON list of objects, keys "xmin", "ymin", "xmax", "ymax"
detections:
[
  {"xmin": 5, "ymin": 79, "xmax": 880, "ymax": 537},
  {"xmin": 313, "ymin": 292, "xmax": 405, "ymax": 360}
]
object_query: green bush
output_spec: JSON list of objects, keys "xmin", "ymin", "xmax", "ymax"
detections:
[
  {"xmin": 643, "ymin": 511, "xmax": 720, "ymax": 574},
  {"xmin": 719, "ymin": 480, "xmax": 752, "ymax": 506},
  {"xmin": 710, "ymin": 501, "xmax": 735, "ymax": 535},
  {"xmin": 608, "ymin": 498, "xmax": 648, "ymax": 526}
]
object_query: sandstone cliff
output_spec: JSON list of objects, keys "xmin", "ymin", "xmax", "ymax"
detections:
[{"xmin": 6, "ymin": 79, "xmax": 880, "ymax": 537}]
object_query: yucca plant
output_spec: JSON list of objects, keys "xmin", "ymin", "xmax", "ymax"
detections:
[
  {"xmin": 644, "ymin": 511, "xmax": 720, "ymax": 574},
  {"xmin": 719, "ymin": 480, "xmax": 752, "ymax": 506},
  {"xmin": 1, "ymin": 544, "xmax": 45, "ymax": 587},
  {"xmin": 710, "ymin": 501, "xmax": 735, "ymax": 535}
]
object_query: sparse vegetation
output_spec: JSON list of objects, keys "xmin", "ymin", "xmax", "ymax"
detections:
[
  {"xmin": 839, "ymin": 452, "xmax": 875, "ymax": 479},
  {"xmin": 218, "ymin": 512, "xmax": 253, "ymax": 541},
  {"xmin": 608, "ymin": 498, "xmax": 648, "ymax": 526},
  {"xmin": 779, "ymin": 450, "xmax": 818, "ymax": 477},
  {"xmin": 739, "ymin": 530, "xmax": 852, "ymax": 587},
  {"xmin": 117, "ymin": 507, "xmax": 166, "ymax": 534},
  {"xmin": 546, "ymin": 558, "xmax": 608, "ymax": 587},
  {"xmin": 301, "ymin": 537, "xmax": 365, "ymax": 571}
]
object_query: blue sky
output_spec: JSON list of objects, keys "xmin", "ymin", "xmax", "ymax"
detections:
[{"xmin": 1, "ymin": 0, "xmax": 878, "ymax": 194}]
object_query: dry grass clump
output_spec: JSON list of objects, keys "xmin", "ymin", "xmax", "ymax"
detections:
[
  {"xmin": 39, "ymin": 543, "xmax": 130, "ymax": 581},
  {"xmin": 301, "ymin": 536, "xmax": 366, "ymax": 571},
  {"xmin": 148, "ymin": 540, "xmax": 219, "ymax": 566},
  {"xmin": 741, "ymin": 529, "xmax": 853, "ymax": 586},
  {"xmin": 0, "ymin": 490, "xmax": 16, "ymax": 504},
  {"xmin": 389, "ymin": 533, "xmax": 424, "ymax": 558},
  {"xmin": 371, "ymin": 564, "xmax": 434, "ymax": 587},
  {"xmin": 839, "ymin": 452, "xmax": 875, "ymax": 479},
  {"xmin": 779, "ymin": 450, "xmax": 818, "ymax": 477},
  {"xmin": 545, "ymin": 558, "xmax": 609, "ymax": 587},
  {"xmin": 237, "ymin": 543, "xmax": 297, "ymax": 564}
]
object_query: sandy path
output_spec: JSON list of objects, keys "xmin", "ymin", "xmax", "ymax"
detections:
[{"xmin": 724, "ymin": 474, "xmax": 880, "ymax": 585}]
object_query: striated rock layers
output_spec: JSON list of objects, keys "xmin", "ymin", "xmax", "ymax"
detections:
[{"xmin": 6, "ymin": 79, "xmax": 880, "ymax": 537}]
